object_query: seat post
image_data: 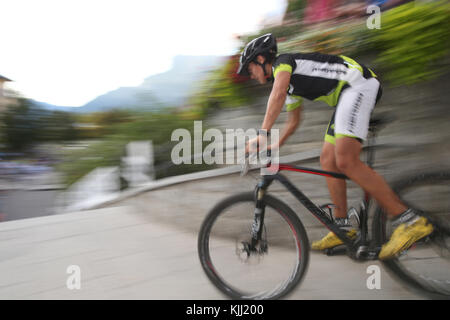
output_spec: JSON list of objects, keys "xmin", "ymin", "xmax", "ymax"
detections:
[
  {"xmin": 366, "ymin": 130, "xmax": 377, "ymax": 169},
  {"xmin": 365, "ymin": 113, "xmax": 392, "ymax": 168}
]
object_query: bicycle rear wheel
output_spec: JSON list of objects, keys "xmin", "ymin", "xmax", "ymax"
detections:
[
  {"xmin": 373, "ymin": 171, "xmax": 450, "ymax": 298},
  {"xmin": 198, "ymin": 192, "xmax": 309, "ymax": 300}
]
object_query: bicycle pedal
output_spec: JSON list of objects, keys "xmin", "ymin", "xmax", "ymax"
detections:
[{"xmin": 368, "ymin": 247, "xmax": 381, "ymax": 260}]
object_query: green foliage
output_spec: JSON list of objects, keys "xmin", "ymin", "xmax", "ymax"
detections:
[
  {"xmin": 74, "ymin": 109, "xmax": 135, "ymax": 138},
  {"xmin": 0, "ymin": 102, "xmax": 215, "ymax": 187},
  {"xmin": 189, "ymin": 56, "xmax": 256, "ymax": 115},
  {"xmin": 1, "ymin": 99, "xmax": 40, "ymax": 151},
  {"xmin": 207, "ymin": 58, "xmax": 253, "ymax": 107},
  {"xmin": 57, "ymin": 139, "xmax": 125, "ymax": 187},
  {"xmin": 277, "ymin": 1, "xmax": 450, "ymax": 86},
  {"xmin": 371, "ymin": 1, "xmax": 450, "ymax": 85},
  {"xmin": 87, "ymin": 109, "xmax": 133, "ymax": 127},
  {"xmin": 0, "ymin": 99, "xmax": 80, "ymax": 151},
  {"xmin": 39, "ymin": 111, "xmax": 79, "ymax": 142},
  {"xmin": 243, "ymin": 23, "xmax": 304, "ymax": 44},
  {"xmin": 57, "ymin": 112, "xmax": 212, "ymax": 186},
  {"xmin": 278, "ymin": 22, "xmax": 369, "ymax": 56},
  {"xmin": 285, "ymin": 0, "xmax": 306, "ymax": 21}
]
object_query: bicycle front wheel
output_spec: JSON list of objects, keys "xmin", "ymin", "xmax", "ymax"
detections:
[
  {"xmin": 373, "ymin": 171, "xmax": 450, "ymax": 298},
  {"xmin": 198, "ymin": 192, "xmax": 309, "ymax": 300}
]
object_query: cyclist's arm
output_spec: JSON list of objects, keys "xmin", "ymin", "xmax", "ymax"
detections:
[
  {"xmin": 246, "ymin": 70, "xmax": 291, "ymax": 154},
  {"xmin": 261, "ymin": 71, "xmax": 290, "ymax": 131},
  {"xmin": 274, "ymin": 106, "xmax": 302, "ymax": 149}
]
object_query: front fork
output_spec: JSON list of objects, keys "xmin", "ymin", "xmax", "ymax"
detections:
[{"xmin": 250, "ymin": 176, "xmax": 273, "ymax": 250}]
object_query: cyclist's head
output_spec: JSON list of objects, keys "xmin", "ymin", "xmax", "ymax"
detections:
[{"xmin": 237, "ymin": 33, "xmax": 277, "ymax": 80}]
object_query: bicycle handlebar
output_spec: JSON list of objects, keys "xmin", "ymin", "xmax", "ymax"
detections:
[{"xmin": 240, "ymin": 149, "xmax": 272, "ymax": 176}]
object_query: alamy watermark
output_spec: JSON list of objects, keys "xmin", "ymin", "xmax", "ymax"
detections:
[
  {"xmin": 366, "ymin": 265, "xmax": 381, "ymax": 290},
  {"xmin": 170, "ymin": 121, "xmax": 279, "ymax": 174},
  {"xmin": 66, "ymin": 265, "xmax": 81, "ymax": 290},
  {"xmin": 367, "ymin": 5, "xmax": 381, "ymax": 30}
]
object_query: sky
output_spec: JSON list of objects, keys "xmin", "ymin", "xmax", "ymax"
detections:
[{"xmin": 0, "ymin": 0, "xmax": 287, "ymax": 107}]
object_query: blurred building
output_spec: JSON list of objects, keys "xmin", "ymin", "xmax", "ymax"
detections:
[
  {"xmin": 0, "ymin": 74, "xmax": 11, "ymax": 91},
  {"xmin": 0, "ymin": 74, "xmax": 17, "ymax": 111}
]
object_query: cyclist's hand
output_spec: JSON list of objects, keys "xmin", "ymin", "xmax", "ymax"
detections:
[
  {"xmin": 245, "ymin": 136, "xmax": 258, "ymax": 155},
  {"xmin": 245, "ymin": 135, "xmax": 269, "ymax": 155},
  {"xmin": 267, "ymin": 142, "xmax": 279, "ymax": 152}
]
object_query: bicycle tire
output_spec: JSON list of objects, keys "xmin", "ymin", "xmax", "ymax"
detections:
[
  {"xmin": 198, "ymin": 192, "xmax": 310, "ymax": 300},
  {"xmin": 372, "ymin": 171, "xmax": 450, "ymax": 299}
]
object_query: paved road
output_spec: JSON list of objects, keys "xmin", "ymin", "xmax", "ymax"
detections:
[
  {"xmin": 0, "ymin": 205, "xmax": 423, "ymax": 299},
  {"xmin": 0, "ymin": 189, "xmax": 58, "ymax": 222}
]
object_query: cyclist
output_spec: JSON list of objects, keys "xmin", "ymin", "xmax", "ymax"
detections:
[{"xmin": 239, "ymin": 33, "xmax": 433, "ymax": 260}]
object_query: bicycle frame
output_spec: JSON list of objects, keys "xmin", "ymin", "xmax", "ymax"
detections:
[
  {"xmin": 251, "ymin": 132, "xmax": 380, "ymax": 260},
  {"xmin": 256, "ymin": 168, "xmax": 367, "ymax": 246}
]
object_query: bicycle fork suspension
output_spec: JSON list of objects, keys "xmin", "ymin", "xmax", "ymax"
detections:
[
  {"xmin": 250, "ymin": 178, "xmax": 273, "ymax": 251},
  {"xmin": 251, "ymin": 188, "xmax": 266, "ymax": 242}
]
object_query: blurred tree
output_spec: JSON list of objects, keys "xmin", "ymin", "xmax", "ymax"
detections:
[
  {"xmin": 87, "ymin": 109, "xmax": 133, "ymax": 126},
  {"xmin": 0, "ymin": 98, "xmax": 86, "ymax": 151},
  {"xmin": 57, "ymin": 111, "xmax": 212, "ymax": 186},
  {"xmin": 1, "ymin": 98, "xmax": 41, "ymax": 151},
  {"xmin": 371, "ymin": 1, "xmax": 450, "ymax": 85},
  {"xmin": 285, "ymin": 0, "xmax": 307, "ymax": 21},
  {"xmin": 39, "ymin": 111, "xmax": 79, "ymax": 142}
]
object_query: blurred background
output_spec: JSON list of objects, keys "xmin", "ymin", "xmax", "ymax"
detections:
[{"xmin": 0, "ymin": 0, "xmax": 449, "ymax": 221}]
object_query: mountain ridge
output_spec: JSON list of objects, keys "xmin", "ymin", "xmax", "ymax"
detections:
[{"xmin": 33, "ymin": 55, "xmax": 224, "ymax": 113}]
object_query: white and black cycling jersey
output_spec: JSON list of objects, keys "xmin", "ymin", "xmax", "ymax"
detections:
[{"xmin": 272, "ymin": 52, "xmax": 379, "ymax": 111}]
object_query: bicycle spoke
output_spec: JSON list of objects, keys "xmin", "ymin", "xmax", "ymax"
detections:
[
  {"xmin": 198, "ymin": 192, "xmax": 308, "ymax": 299},
  {"xmin": 207, "ymin": 203, "xmax": 300, "ymax": 297}
]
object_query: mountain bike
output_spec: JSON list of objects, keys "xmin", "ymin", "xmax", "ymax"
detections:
[{"xmin": 197, "ymin": 115, "xmax": 450, "ymax": 300}]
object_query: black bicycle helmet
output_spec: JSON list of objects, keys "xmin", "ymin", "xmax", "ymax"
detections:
[{"xmin": 237, "ymin": 33, "xmax": 277, "ymax": 76}]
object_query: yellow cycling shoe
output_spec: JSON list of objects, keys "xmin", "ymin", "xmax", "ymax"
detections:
[
  {"xmin": 379, "ymin": 216, "xmax": 433, "ymax": 260},
  {"xmin": 311, "ymin": 229, "xmax": 357, "ymax": 251}
]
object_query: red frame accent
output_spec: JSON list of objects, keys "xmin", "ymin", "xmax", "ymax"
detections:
[
  {"xmin": 278, "ymin": 164, "xmax": 371, "ymax": 202},
  {"xmin": 278, "ymin": 164, "xmax": 337, "ymax": 178}
]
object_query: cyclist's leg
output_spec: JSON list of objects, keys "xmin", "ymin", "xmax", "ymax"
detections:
[
  {"xmin": 337, "ymin": 140, "xmax": 434, "ymax": 259},
  {"xmin": 312, "ymin": 116, "xmax": 357, "ymax": 251},
  {"xmin": 333, "ymin": 78, "xmax": 406, "ymax": 217},
  {"xmin": 321, "ymin": 113, "xmax": 347, "ymax": 219},
  {"xmin": 335, "ymin": 137, "xmax": 406, "ymax": 216},
  {"xmin": 333, "ymin": 78, "xmax": 433, "ymax": 258}
]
